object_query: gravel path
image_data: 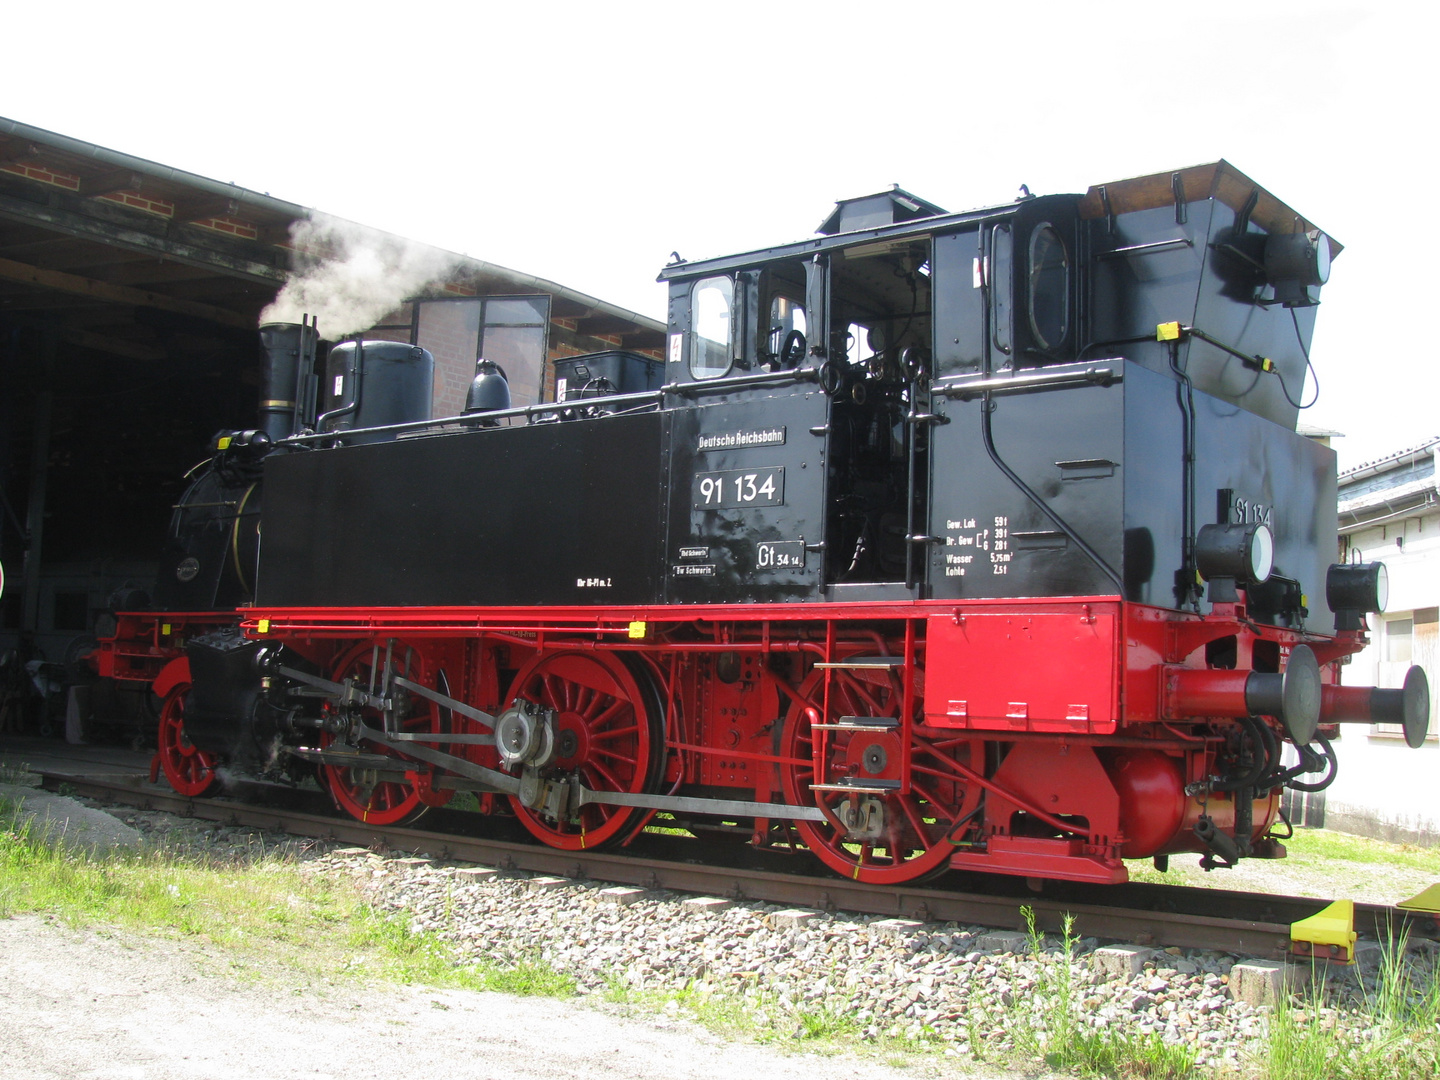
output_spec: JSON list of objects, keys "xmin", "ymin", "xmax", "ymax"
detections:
[{"xmin": 0, "ymin": 915, "xmax": 976, "ymax": 1080}]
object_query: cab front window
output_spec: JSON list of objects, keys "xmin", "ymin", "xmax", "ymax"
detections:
[
  {"xmin": 1027, "ymin": 224, "xmax": 1069, "ymax": 350},
  {"xmin": 767, "ymin": 295, "xmax": 806, "ymax": 366},
  {"xmin": 691, "ymin": 276, "xmax": 734, "ymax": 379}
]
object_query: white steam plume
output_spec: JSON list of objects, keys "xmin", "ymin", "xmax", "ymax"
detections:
[{"xmin": 260, "ymin": 213, "xmax": 462, "ymax": 337}]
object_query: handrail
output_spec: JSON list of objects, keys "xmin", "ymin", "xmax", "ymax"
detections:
[
  {"xmin": 278, "ymin": 388, "xmax": 666, "ymax": 447},
  {"xmin": 934, "ymin": 361, "xmax": 1122, "ymax": 400}
]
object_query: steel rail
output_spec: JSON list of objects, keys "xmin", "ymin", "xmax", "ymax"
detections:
[{"xmin": 38, "ymin": 772, "xmax": 1432, "ymax": 958}]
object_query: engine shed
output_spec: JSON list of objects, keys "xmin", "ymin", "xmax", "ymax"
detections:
[{"xmin": 0, "ymin": 116, "xmax": 663, "ymax": 693}]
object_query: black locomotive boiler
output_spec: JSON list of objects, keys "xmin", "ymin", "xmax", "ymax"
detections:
[{"xmin": 99, "ymin": 161, "xmax": 1428, "ymax": 885}]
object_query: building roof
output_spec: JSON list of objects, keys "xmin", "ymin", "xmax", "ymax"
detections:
[
  {"xmin": 1338, "ymin": 437, "xmax": 1440, "ymax": 483},
  {"xmin": 1337, "ymin": 437, "xmax": 1440, "ymax": 533}
]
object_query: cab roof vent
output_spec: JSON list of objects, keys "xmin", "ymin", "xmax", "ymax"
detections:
[{"xmin": 817, "ymin": 185, "xmax": 947, "ymax": 236}]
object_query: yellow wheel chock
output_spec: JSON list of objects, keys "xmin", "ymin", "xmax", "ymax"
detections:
[
  {"xmin": 1290, "ymin": 899, "xmax": 1357, "ymax": 964},
  {"xmin": 1398, "ymin": 884, "xmax": 1440, "ymax": 936}
]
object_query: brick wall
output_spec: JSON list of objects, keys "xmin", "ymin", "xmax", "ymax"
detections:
[{"xmin": 1, "ymin": 161, "xmax": 260, "ymax": 238}]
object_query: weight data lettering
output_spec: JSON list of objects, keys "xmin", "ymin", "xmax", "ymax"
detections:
[{"xmin": 942, "ymin": 514, "xmax": 1010, "ymax": 575}]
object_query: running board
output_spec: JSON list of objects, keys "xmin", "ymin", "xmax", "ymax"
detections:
[
  {"xmin": 810, "ymin": 780, "xmax": 901, "ymax": 795},
  {"xmin": 810, "ymin": 715, "xmax": 899, "ymax": 732}
]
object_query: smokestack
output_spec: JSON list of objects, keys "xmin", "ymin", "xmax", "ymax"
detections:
[{"xmin": 258, "ymin": 320, "xmax": 319, "ymax": 440}]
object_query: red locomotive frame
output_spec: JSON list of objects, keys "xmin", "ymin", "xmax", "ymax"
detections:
[{"xmin": 95, "ymin": 592, "xmax": 1366, "ymax": 886}]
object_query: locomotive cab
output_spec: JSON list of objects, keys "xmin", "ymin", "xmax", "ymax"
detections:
[
  {"xmin": 659, "ymin": 162, "xmax": 1342, "ymax": 621},
  {"xmin": 664, "ymin": 218, "xmax": 942, "ymax": 597}
]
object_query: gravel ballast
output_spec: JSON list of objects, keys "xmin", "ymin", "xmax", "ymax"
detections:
[{"xmin": 330, "ymin": 847, "xmax": 1263, "ymax": 1070}]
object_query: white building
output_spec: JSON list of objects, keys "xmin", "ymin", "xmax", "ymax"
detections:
[{"xmin": 1310, "ymin": 437, "xmax": 1440, "ymax": 844}]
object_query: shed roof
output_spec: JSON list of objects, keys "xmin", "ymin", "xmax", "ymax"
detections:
[{"xmin": 0, "ymin": 115, "xmax": 664, "ymax": 355}]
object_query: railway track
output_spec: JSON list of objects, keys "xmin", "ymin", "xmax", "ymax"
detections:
[{"xmin": 39, "ymin": 770, "xmax": 1434, "ymax": 960}]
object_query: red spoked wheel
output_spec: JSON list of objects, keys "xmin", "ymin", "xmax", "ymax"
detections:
[
  {"xmin": 504, "ymin": 651, "xmax": 662, "ymax": 851},
  {"xmin": 781, "ymin": 668, "xmax": 981, "ymax": 884},
  {"xmin": 319, "ymin": 642, "xmax": 447, "ymax": 826},
  {"xmin": 157, "ymin": 683, "xmax": 218, "ymax": 797}
]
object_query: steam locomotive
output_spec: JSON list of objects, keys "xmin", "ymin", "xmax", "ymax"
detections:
[{"xmin": 97, "ymin": 161, "xmax": 1429, "ymax": 886}]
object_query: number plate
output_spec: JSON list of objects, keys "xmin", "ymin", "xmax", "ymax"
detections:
[
  {"xmin": 692, "ymin": 467, "xmax": 785, "ymax": 509},
  {"xmin": 756, "ymin": 541, "xmax": 805, "ymax": 570}
]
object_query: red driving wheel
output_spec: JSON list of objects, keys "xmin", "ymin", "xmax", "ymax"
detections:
[
  {"xmin": 781, "ymin": 667, "xmax": 979, "ymax": 884},
  {"xmin": 504, "ymin": 651, "xmax": 662, "ymax": 851},
  {"xmin": 319, "ymin": 642, "xmax": 445, "ymax": 826},
  {"xmin": 157, "ymin": 682, "xmax": 218, "ymax": 797}
]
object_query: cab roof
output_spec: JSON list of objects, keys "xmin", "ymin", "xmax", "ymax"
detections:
[{"xmin": 660, "ymin": 161, "xmax": 1339, "ymax": 283}]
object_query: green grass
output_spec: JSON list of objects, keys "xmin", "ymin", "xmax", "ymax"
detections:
[
  {"xmin": 1263, "ymin": 933, "xmax": 1440, "ymax": 1080},
  {"xmin": 1279, "ymin": 829, "xmax": 1439, "ymax": 873},
  {"xmin": 602, "ymin": 976, "xmax": 863, "ymax": 1050},
  {"xmin": 0, "ymin": 761, "xmax": 37, "ymax": 785},
  {"xmin": 0, "ymin": 792, "xmax": 573, "ymax": 998}
]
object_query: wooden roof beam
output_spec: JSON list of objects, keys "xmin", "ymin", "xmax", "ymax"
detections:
[
  {"xmin": 574, "ymin": 313, "xmax": 634, "ymax": 337},
  {"xmin": 0, "ymin": 254, "xmax": 253, "ymax": 329},
  {"xmin": 549, "ymin": 296, "xmax": 595, "ymax": 320},
  {"xmin": 620, "ymin": 329, "xmax": 666, "ymax": 352},
  {"xmin": 0, "ymin": 188, "xmax": 286, "ymax": 284},
  {"xmin": 172, "ymin": 194, "xmax": 241, "ymax": 225},
  {"xmin": 254, "ymin": 222, "xmax": 295, "ymax": 245},
  {"xmin": 0, "ymin": 140, "xmax": 43, "ymax": 167},
  {"xmin": 97, "ymin": 260, "xmax": 211, "ymax": 287},
  {"xmin": 78, "ymin": 168, "xmax": 145, "ymax": 199}
]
